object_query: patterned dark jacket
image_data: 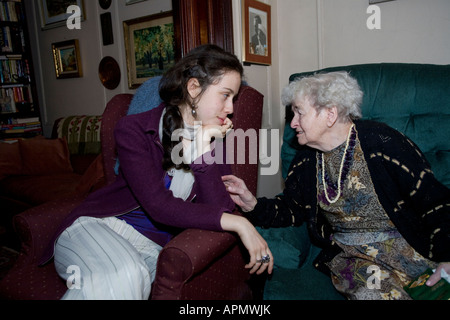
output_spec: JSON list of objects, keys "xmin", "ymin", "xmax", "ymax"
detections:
[{"xmin": 248, "ymin": 120, "xmax": 450, "ymax": 265}]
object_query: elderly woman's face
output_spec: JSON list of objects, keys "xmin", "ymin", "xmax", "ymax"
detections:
[{"xmin": 290, "ymin": 97, "xmax": 329, "ymax": 150}]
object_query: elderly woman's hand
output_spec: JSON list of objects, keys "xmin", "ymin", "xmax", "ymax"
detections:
[
  {"xmin": 426, "ymin": 263, "xmax": 450, "ymax": 286},
  {"xmin": 222, "ymin": 175, "xmax": 258, "ymax": 212}
]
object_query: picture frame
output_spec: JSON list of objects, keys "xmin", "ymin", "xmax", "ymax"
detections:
[
  {"xmin": 52, "ymin": 39, "xmax": 83, "ymax": 79},
  {"xmin": 369, "ymin": 0, "xmax": 395, "ymax": 3},
  {"xmin": 39, "ymin": 0, "xmax": 85, "ymax": 30},
  {"xmin": 125, "ymin": 0, "xmax": 148, "ymax": 6},
  {"xmin": 101, "ymin": 12, "xmax": 114, "ymax": 46},
  {"xmin": 123, "ymin": 12, "xmax": 175, "ymax": 89},
  {"xmin": 242, "ymin": 0, "xmax": 271, "ymax": 65}
]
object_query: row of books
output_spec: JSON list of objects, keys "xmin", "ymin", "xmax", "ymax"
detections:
[
  {"xmin": 0, "ymin": 25, "xmax": 25, "ymax": 53},
  {"xmin": 0, "ymin": 56, "xmax": 29, "ymax": 83},
  {"xmin": 0, "ymin": 117, "xmax": 41, "ymax": 135},
  {"xmin": 0, "ymin": 0, "xmax": 24, "ymax": 23},
  {"xmin": 0, "ymin": 86, "xmax": 33, "ymax": 113}
]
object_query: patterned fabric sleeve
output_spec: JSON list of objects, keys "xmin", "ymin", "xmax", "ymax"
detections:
[{"xmin": 246, "ymin": 149, "xmax": 314, "ymax": 228}]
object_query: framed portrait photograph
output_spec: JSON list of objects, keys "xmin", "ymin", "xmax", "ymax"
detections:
[
  {"xmin": 123, "ymin": 12, "xmax": 175, "ymax": 89},
  {"xmin": 125, "ymin": 0, "xmax": 148, "ymax": 5},
  {"xmin": 52, "ymin": 39, "xmax": 83, "ymax": 79},
  {"xmin": 369, "ymin": 0, "xmax": 395, "ymax": 3},
  {"xmin": 39, "ymin": 0, "xmax": 85, "ymax": 29},
  {"xmin": 242, "ymin": 0, "xmax": 271, "ymax": 65}
]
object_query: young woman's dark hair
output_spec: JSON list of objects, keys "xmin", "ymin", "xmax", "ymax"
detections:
[{"xmin": 159, "ymin": 44, "xmax": 244, "ymax": 171}]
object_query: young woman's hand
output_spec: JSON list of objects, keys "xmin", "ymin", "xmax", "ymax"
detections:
[
  {"xmin": 220, "ymin": 213, "xmax": 273, "ymax": 275},
  {"xmin": 195, "ymin": 118, "xmax": 233, "ymax": 156},
  {"xmin": 222, "ymin": 175, "xmax": 258, "ymax": 212},
  {"xmin": 218, "ymin": 117, "xmax": 234, "ymax": 138}
]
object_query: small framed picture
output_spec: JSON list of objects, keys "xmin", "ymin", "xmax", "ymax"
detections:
[
  {"xmin": 126, "ymin": 0, "xmax": 147, "ymax": 5},
  {"xmin": 52, "ymin": 39, "xmax": 83, "ymax": 79},
  {"xmin": 369, "ymin": 0, "xmax": 395, "ymax": 3},
  {"xmin": 39, "ymin": 0, "xmax": 85, "ymax": 30},
  {"xmin": 242, "ymin": 0, "xmax": 271, "ymax": 65},
  {"xmin": 123, "ymin": 12, "xmax": 175, "ymax": 89}
]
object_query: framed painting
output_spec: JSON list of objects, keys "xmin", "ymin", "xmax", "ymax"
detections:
[
  {"xmin": 39, "ymin": 0, "xmax": 85, "ymax": 29},
  {"xmin": 52, "ymin": 39, "xmax": 83, "ymax": 79},
  {"xmin": 242, "ymin": 0, "xmax": 271, "ymax": 65},
  {"xmin": 123, "ymin": 12, "xmax": 175, "ymax": 89}
]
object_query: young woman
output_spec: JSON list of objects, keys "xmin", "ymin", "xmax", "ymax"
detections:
[{"xmin": 45, "ymin": 44, "xmax": 273, "ymax": 300}]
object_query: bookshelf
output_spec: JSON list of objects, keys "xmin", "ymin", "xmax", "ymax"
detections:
[{"xmin": 0, "ymin": 0, "xmax": 41, "ymax": 141}]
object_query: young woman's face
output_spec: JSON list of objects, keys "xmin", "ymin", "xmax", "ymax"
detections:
[{"xmin": 190, "ymin": 71, "xmax": 241, "ymax": 126}]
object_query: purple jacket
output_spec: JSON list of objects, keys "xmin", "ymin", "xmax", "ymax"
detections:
[{"xmin": 40, "ymin": 104, "xmax": 235, "ymax": 265}]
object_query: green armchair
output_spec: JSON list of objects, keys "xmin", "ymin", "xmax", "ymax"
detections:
[{"xmin": 260, "ymin": 63, "xmax": 450, "ymax": 300}]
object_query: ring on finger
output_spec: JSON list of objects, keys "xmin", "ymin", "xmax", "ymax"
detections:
[{"xmin": 256, "ymin": 254, "xmax": 271, "ymax": 264}]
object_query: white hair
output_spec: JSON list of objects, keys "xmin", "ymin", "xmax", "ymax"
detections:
[{"xmin": 282, "ymin": 71, "xmax": 363, "ymax": 120}]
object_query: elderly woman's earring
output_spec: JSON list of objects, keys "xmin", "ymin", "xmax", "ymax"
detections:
[{"xmin": 191, "ymin": 104, "xmax": 197, "ymax": 117}]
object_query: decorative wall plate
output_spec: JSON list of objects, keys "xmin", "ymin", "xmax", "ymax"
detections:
[
  {"xmin": 99, "ymin": 0, "xmax": 112, "ymax": 10},
  {"xmin": 98, "ymin": 56, "xmax": 121, "ymax": 90}
]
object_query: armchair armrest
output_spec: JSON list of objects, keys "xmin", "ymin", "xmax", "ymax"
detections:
[
  {"xmin": 151, "ymin": 228, "xmax": 253, "ymax": 300},
  {"xmin": 13, "ymin": 194, "xmax": 85, "ymax": 266}
]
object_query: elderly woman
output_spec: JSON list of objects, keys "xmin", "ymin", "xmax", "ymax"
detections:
[{"xmin": 223, "ymin": 71, "xmax": 450, "ymax": 300}]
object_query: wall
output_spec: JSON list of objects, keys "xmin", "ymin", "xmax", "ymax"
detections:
[
  {"xmin": 321, "ymin": 0, "xmax": 450, "ymax": 67},
  {"xmin": 25, "ymin": 0, "xmax": 450, "ymax": 198},
  {"xmin": 25, "ymin": 0, "xmax": 171, "ymax": 135},
  {"xmin": 252, "ymin": 0, "xmax": 450, "ymax": 197}
]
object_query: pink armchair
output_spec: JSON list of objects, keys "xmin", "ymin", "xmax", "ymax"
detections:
[{"xmin": 0, "ymin": 85, "xmax": 264, "ymax": 300}]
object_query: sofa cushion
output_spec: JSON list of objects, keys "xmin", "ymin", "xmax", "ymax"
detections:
[
  {"xmin": 263, "ymin": 256, "xmax": 344, "ymax": 300},
  {"xmin": 0, "ymin": 141, "xmax": 21, "ymax": 179},
  {"xmin": 0, "ymin": 262, "xmax": 66, "ymax": 300},
  {"xmin": 56, "ymin": 115, "xmax": 102, "ymax": 155},
  {"xmin": 257, "ymin": 225, "xmax": 311, "ymax": 269},
  {"xmin": 19, "ymin": 137, "xmax": 73, "ymax": 175},
  {"xmin": 74, "ymin": 154, "xmax": 105, "ymax": 195},
  {"xmin": 69, "ymin": 154, "xmax": 99, "ymax": 175},
  {"xmin": 0, "ymin": 173, "xmax": 82, "ymax": 206}
]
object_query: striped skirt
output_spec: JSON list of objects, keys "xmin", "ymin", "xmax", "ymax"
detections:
[{"xmin": 54, "ymin": 216, "xmax": 162, "ymax": 300}]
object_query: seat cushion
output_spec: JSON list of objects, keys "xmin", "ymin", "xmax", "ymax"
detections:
[
  {"xmin": 257, "ymin": 225, "xmax": 311, "ymax": 269},
  {"xmin": 19, "ymin": 137, "xmax": 73, "ymax": 175},
  {"xmin": 263, "ymin": 263, "xmax": 344, "ymax": 300},
  {"xmin": 56, "ymin": 115, "xmax": 102, "ymax": 155},
  {"xmin": 0, "ymin": 142, "xmax": 21, "ymax": 180},
  {"xmin": 0, "ymin": 173, "xmax": 82, "ymax": 206},
  {"xmin": 0, "ymin": 263, "xmax": 65, "ymax": 300}
]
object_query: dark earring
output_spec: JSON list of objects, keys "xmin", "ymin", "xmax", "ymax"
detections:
[{"xmin": 191, "ymin": 104, "xmax": 197, "ymax": 117}]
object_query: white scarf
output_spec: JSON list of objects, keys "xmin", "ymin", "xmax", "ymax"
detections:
[{"xmin": 159, "ymin": 109, "xmax": 198, "ymax": 201}]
